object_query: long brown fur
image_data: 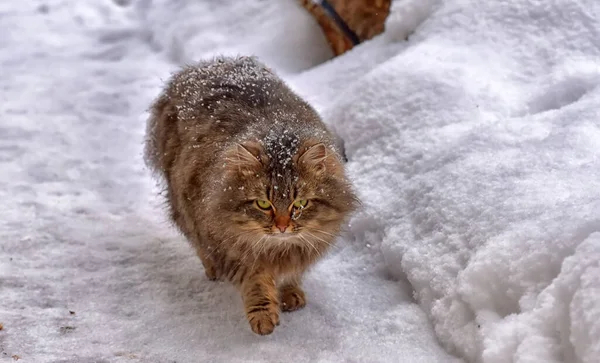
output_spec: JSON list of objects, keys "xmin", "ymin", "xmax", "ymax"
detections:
[{"xmin": 145, "ymin": 56, "xmax": 359, "ymax": 335}]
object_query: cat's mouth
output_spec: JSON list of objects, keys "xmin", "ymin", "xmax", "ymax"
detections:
[
  {"xmin": 267, "ymin": 232, "xmax": 297, "ymax": 239},
  {"xmin": 265, "ymin": 232, "xmax": 300, "ymax": 242}
]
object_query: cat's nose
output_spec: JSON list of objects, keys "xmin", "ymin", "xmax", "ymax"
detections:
[{"xmin": 275, "ymin": 215, "xmax": 290, "ymax": 233}]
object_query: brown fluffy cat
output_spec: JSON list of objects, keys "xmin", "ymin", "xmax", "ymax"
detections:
[{"xmin": 144, "ymin": 56, "xmax": 358, "ymax": 335}]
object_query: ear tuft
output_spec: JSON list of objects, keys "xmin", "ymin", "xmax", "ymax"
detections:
[
  {"xmin": 224, "ymin": 141, "xmax": 263, "ymax": 172},
  {"xmin": 297, "ymin": 142, "xmax": 341, "ymax": 175},
  {"xmin": 300, "ymin": 143, "xmax": 327, "ymax": 164}
]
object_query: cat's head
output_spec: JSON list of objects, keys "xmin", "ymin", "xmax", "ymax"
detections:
[{"xmin": 210, "ymin": 137, "xmax": 359, "ymax": 253}]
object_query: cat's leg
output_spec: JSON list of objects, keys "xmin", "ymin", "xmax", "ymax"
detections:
[
  {"xmin": 241, "ymin": 271, "xmax": 280, "ymax": 335},
  {"xmin": 171, "ymin": 202, "xmax": 219, "ymax": 281},
  {"xmin": 279, "ymin": 276, "xmax": 306, "ymax": 312}
]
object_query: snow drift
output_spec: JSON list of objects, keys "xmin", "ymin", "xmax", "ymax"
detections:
[{"xmin": 319, "ymin": 0, "xmax": 600, "ymax": 362}]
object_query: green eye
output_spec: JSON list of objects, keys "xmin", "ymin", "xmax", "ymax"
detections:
[
  {"xmin": 256, "ymin": 199, "xmax": 272, "ymax": 210},
  {"xmin": 293, "ymin": 199, "xmax": 308, "ymax": 208}
]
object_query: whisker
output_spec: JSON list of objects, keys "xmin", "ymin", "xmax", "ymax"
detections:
[
  {"xmin": 306, "ymin": 228, "xmax": 336, "ymax": 237},
  {"xmin": 222, "ymin": 229, "xmax": 262, "ymax": 243},
  {"xmin": 229, "ymin": 229, "xmax": 263, "ymax": 249},
  {"xmin": 303, "ymin": 231, "xmax": 338, "ymax": 250},
  {"xmin": 298, "ymin": 234, "xmax": 321, "ymax": 258},
  {"xmin": 205, "ymin": 229, "xmax": 257, "ymax": 259}
]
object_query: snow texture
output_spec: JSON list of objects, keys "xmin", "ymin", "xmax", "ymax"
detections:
[
  {"xmin": 320, "ymin": 1, "xmax": 600, "ymax": 362},
  {"xmin": 1, "ymin": 0, "xmax": 599, "ymax": 363}
]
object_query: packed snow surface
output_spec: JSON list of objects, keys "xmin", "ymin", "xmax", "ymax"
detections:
[{"xmin": 1, "ymin": 0, "xmax": 599, "ymax": 363}]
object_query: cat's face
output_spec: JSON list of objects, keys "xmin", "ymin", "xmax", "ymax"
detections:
[{"xmin": 210, "ymin": 139, "xmax": 358, "ymax": 252}]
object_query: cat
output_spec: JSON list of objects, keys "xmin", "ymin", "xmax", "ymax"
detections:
[
  {"xmin": 299, "ymin": 0, "xmax": 391, "ymax": 55},
  {"xmin": 144, "ymin": 56, "xmax": 359, "ymax": 335}
]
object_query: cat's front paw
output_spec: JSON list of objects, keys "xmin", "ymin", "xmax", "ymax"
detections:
[
  {"xmin": 247, "ymin": 308, "xmax": 280, "ymax": 335},
  {"xmin": 280, "ymin": 285, "xmax": 306, "ymax": 312}
]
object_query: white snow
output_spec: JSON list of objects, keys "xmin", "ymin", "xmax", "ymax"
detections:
[
  {"xmin": 319, "ymin": 1, "xmax": 600, "ymax": 362},
  {"xmin": 1, "ymin": 0, "xmax": 599, "ymax": 362}
]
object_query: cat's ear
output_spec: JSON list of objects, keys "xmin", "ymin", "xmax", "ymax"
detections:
[
  {"xmin": 225, "ymin": 142, "xmax": 264, "ymax": 172},
  {"xmin": 297, "ymin": 142, "xmax": 342, "ymax": 175}
]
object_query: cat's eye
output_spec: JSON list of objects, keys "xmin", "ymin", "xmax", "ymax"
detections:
[
  {"xmin": 256, "ymin": 199, "xmax": 272, "ymax": 210},
  {"xmin": 293, "ymin": 199, "xmax": 308, "ymax": 208}
]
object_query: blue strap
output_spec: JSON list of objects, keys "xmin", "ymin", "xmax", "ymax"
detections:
[{"xmin": 320, "ymin": 0, "xmax": 362, "ymax": 46}]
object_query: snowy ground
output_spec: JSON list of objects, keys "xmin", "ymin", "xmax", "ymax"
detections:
[{"xmin": 1, "ymin": 0, "xmax": 599, "ymax": 362}]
